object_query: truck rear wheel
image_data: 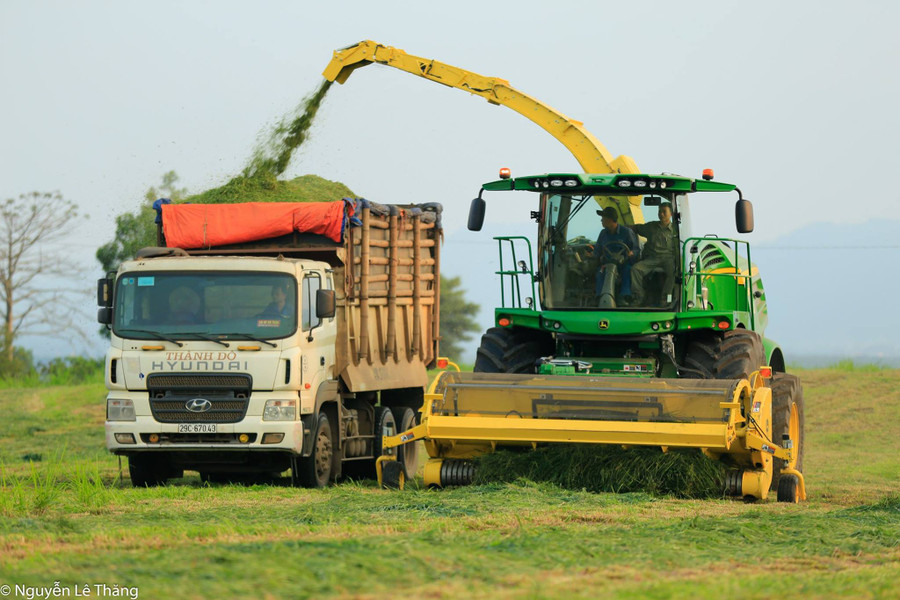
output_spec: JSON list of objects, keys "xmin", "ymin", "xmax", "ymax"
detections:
[
  {"xmin": 474, "ymin": 327, "xmax": 552, "ymax": 373},
  {"xmin": 296, "ymin": 413, "xmax": 333, "ymax": 488},
  {"xmin": 357, "ymin": 406, "xmax": 398, "ymax": 481},
  {"xmin": 770, "ymin": 373, "xmax": 805, "ymax": 489},
  {"xmin": 391, "ymin": 406, "xmax": 419, "ymax": 480},
  {"xmin": 128, "ymin": 454, "xmax": 170, "ymax": 488},
  {"xmin": 372, "ymin": 406, "xmax": 397, "ymax": 460}
]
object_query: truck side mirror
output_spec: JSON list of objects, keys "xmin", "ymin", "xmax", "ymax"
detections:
[
  {"xmin": 97, "ymin": 278, "xmax": 112, "ymax": 307},
  {"xmin": 316, "ymin": 289, "xmax": 336, "ymax": 319},
  {"xmin": 736, "ymin": 199, "xmax": 754, "ymax": 233},
  {"xmin": 98, "ymin": 307, "xmax": 112, "ymax": 325},
  {"xmin": 467, "ymin": 197, "xmax": 486, "ymax": 231}
]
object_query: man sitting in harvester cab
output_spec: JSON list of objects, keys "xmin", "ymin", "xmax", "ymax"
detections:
[
  {"xmin": 594, "ymin": 206, "xmax": 639, "ymax": 302},
  {"xmin": 631, "ymin": 202, "xmax": 679, "ymax": 306}
]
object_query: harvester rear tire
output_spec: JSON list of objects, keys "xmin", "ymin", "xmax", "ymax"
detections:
[
  {"xmin": 391, "ymin": 406, "xmax": 419, "ymax": 481},
  {"xmin": 682, "ymin": 329, "xmax": 765, "ymax": 380},
  {"xmin": 770, "ymin": 373, "xmax": 805, "ymax": 490},
  {"xmin": 474, "ymin": 327, "xmax": 552, "ymax": 374}
]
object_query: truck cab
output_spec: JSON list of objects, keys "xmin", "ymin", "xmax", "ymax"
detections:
[{"xmin": 103, "ymin": 254, "xmax": 337, "ymax": 484}]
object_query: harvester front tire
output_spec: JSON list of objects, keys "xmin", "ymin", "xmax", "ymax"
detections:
[
  {"xmin": 683, "ymin": 329, "xmax": 765, "ymax": 380},
  {"xmin": 777, "ymin": 474, "xmax": 800, "ymax": 503},
  {"xmin": 381, "ymin": 460, "xmax": 404, "ymax": 490},
  {"xmin": 297, "ymin": 413, "xmax": 333, "ymax": 488},
  {"xmin": 770, "ymin": 373, "xmax": 805, "ymax": 490},
  {"xmin": 474, "ymin": 327, "xmax": 552, "ymax": 373},
  {"xmin": 391, "ymin": 406, "xmax": 419, "ymax": 481}
]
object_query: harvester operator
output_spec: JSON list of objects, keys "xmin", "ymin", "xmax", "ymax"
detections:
[
  {"xmin": 631, "ymin": 202, "xmax": 678, "ymax": 306},
  {"xmin": 594, "ymin": 206, "xmax": 639, "ymax": 300}
]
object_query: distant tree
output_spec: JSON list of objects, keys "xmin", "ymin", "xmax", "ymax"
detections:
[
  {"xmin": 1, "ymin": 347, "xmax": 36, "ymax": 380},
  {"xmin": 439, "ymin": 275, "xmax": 481, "ymax": 360},
  {"xmin": 0, "ymin": 192, "xmax": 85, "ymax": 368},
  {"xmin": 96, "ymin": 171, "xmax": 187, "ymax": 274}
]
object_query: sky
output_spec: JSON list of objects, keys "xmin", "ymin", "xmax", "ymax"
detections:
[{"xmin": 1, "ymin": 1, "xmax": 899, "ymax": 362}]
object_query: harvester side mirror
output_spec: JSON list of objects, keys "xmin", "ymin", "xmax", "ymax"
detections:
[
  {"xmin": 97, "ymin": 307, "xmax": 112, "ymax": 325},
  {"xmin": 468, "ymin": 197, "xmax": 486, "ymax": 231},
  {"xmin": 97, "ymin": 278, "xmax": 113, "ymax": 307},
  {"xmin": 316, "ymin": 289, "xmax": 336, "ymax": 319},
  {"xmin": 736, "ymin": 199, "xmax": 754, "ymax": 233}
]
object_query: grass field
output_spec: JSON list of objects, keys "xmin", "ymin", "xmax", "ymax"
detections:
[{"xmin": 1, "ymin": 367, "xmax": 898, "ymax": 599}]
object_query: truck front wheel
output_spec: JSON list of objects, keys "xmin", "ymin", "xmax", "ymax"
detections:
[
  {"xmin": 296, "ymin": 413, "xmax": 333, "ymax": 488},
  {"xmin": 128, "ymin": 454, "xmax": 170, "ymax": 488}
]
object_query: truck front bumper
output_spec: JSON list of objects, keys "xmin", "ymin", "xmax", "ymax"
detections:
[{"xmin": 105, "ymin": 416, "xmax": 307, "ymax": 455}]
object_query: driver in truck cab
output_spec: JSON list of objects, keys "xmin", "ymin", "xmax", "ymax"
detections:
[
  {"xmin": 594, "ymin": 206, "xmax": 639, "ymax": 300},
  {"xmin": 259, "ymin": 281, "xmax": 294, "ymax": 319}
]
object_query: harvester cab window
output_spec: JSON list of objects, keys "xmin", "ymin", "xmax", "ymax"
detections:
[{"xmin": 539, "ymin": 194, "xmax": 681, "ymax": 311}]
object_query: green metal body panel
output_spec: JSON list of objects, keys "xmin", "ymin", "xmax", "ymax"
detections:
[
  {"xmin": 495, "ymin": 302, "xmax": 748, "ymax": 337},
  {"xmin": 482, "ymin": 173, "xmax": 736, "ymax": 195},
  {"xmin": 537, "ymin": 357, "xmax": 657, "ymax": 377}
]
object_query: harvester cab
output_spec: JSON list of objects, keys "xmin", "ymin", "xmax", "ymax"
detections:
[
  {"xmin": 470, "ymin": 171, "xmax": 754, "ymax": 319},
  {"xmin": 377, "ymin": 170, "xmax": 805, "ymax": 503}
]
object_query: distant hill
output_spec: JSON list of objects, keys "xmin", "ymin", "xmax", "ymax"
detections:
[{"xmin": 752, "ymin": 218, "xmax": 900, "ymax": 363}]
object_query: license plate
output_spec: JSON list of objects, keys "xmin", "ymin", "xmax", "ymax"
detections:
[{"xmin": 178, "ymin": 424, "xmax": 217, "ymax": 434}]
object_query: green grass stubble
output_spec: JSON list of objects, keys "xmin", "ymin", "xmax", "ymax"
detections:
[{"xmin": 1, "ymin": 369, "xmax": 899, "ymax": 598}]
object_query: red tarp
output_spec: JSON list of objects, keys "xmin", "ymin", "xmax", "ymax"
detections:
[{"xmin": 161, "ymin": 201, "xmax": 346, "ymax": 248}]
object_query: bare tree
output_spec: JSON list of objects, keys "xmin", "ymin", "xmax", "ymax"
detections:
[{"xmin": 0, "ymin": 192, "xmax": 84, "ymax": 365}]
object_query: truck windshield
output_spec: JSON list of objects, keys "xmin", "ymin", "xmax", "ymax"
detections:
[
  {"xmin": 112, "ymin": 272, "xmax": 298, "ymax": 341},
  {"xmin": 539, "ymin": 194, "xmax": 680, "ymax": 310}
]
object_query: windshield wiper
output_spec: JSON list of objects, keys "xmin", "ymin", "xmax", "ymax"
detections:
[
  {"xmin": 227, "ymin": 332, "xmax": 277, "ymax": 348},
  {"xmin": 179, "ymin": 332, "xmax": 231, "ymax": 347},
  {"xmin": 116, "ymin": 328, "xmax": 184, "ymax": 348}
]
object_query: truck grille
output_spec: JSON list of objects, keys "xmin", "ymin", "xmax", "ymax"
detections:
[{"xmin": 147, "ymin": 373, "xmax": 252, "ymax": 424}]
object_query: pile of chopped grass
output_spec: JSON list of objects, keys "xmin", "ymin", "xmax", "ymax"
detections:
[
  {"xmin": 473, "ymin": 444, "xmax": 727, "ymax": 499},
  {"xmin": 183, "ymin": 173, "xmax": 355, "ymax": 205}
]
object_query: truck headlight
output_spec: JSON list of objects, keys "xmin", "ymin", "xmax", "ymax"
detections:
[
  {"xmin": 107, "ymin": 399, "xmax": 135, "ymax": 421},
  {"xmin": 263, "ymin": 399, "xmax": 296, "ymax": 421}
]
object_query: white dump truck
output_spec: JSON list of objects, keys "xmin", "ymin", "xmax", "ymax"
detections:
[{"xmin": 98, "ymin": 199, "xmax": 442, "ymax": 487}]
